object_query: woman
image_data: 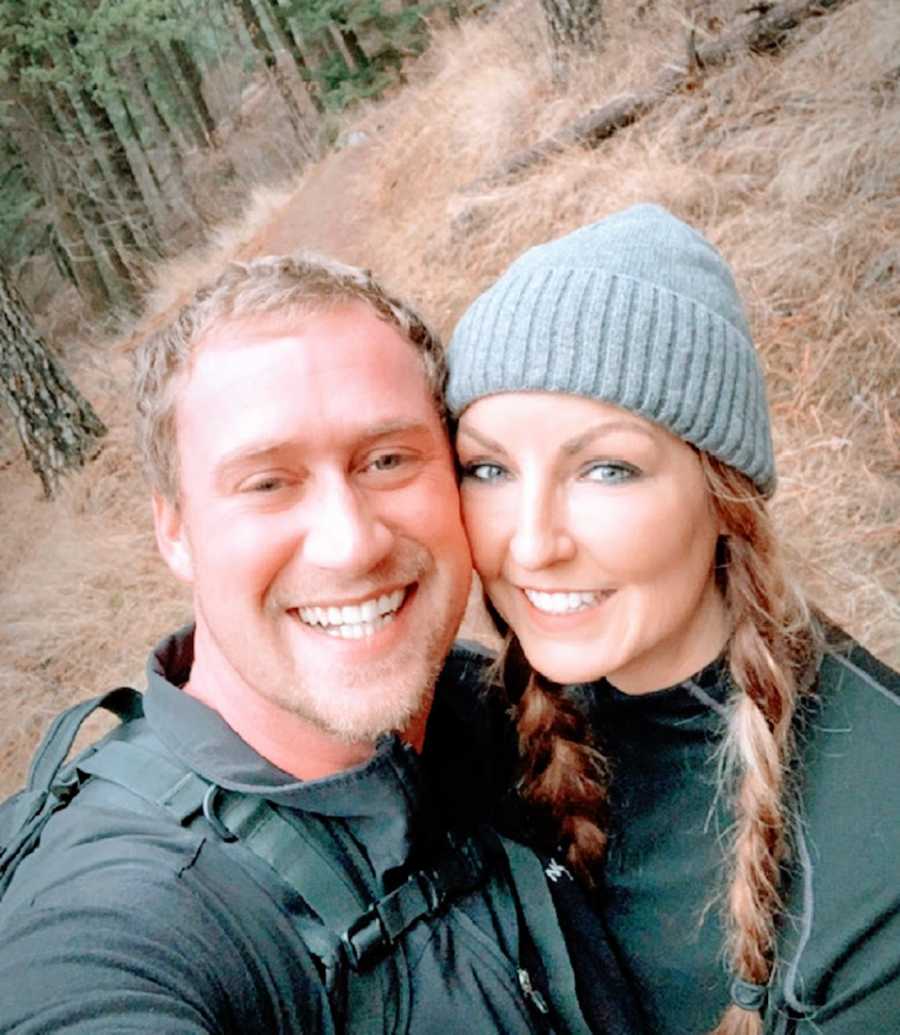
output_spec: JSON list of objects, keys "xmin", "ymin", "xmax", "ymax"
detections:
[{"xmin": 445, "ymin": 205, "xmax": 900, "ymax": 1034}]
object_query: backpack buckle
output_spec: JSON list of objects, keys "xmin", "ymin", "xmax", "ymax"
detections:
[{"xmin": 341, "ymin": 908, "xmax": 387, "ymax": 970}]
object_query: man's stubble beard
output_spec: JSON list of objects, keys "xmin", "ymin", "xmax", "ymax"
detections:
[{"xmin": 257, "ymin": 549, "xmax": 465, "ymax": 745}]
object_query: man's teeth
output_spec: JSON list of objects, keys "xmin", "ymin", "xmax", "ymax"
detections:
[
  {"xmin": 298, "ymin": 588, "xmax": 406, "ymax": 638},
  {"xmin": 524, "ymin": 589, "xmax": 599, "ymax": 614}
]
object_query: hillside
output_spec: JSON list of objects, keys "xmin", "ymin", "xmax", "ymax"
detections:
[{"xmin": 1, "ymin": 0, "xmax": 898, "ymax": 794}]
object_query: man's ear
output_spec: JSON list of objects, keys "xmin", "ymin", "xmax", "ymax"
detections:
[{"xmin": 152, "ymin": 493, "xmax": 194, "ymax": 584}]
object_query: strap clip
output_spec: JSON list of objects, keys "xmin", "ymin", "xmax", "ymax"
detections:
[
  {"xmin": 202, "ymin": 784, "xmax": 237, "ymax": 842},
  {"xmin": 341, "ymin": 908, "xmax": 387, "ymax": 970},
  {"xmin": 730, "ymin": 976, "xmax": 768, "ymax": 1012}
]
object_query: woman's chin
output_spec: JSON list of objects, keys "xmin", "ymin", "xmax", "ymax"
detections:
[{"xmin": 517, "ymin": 637, "xmax": 614, "ymax": 686}]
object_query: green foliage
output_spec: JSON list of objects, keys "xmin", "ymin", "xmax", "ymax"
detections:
[
  {"xmin": 0, "ymin": 148, "xmax": 46, "ymax": 265},
  {"xmin": 282, "ymin": 0, "xmax": 434, "ymax": 109},
  {"xmin": 0, "ymin": 0, "xmax": 207, "ymax": 101}
]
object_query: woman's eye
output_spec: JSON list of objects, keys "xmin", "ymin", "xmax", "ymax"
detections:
[
  {"xmin": 462, "ymin": 462, "xmax": 507, "ymax": 482},
  {"xmin": 582, "ymin": 461, "xmax": 639, "ymax": 484}
]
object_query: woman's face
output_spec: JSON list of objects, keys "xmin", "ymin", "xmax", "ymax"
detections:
[{"xmin": 457, "ymin": 392, "xmax": 729, "ymax": 693}]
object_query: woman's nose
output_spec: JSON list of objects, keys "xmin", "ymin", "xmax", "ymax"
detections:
[{"xmin": 508, "ymin": 486, "xmax": 575, "ymax": 570}]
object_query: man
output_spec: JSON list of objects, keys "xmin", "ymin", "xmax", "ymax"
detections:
[{"xmin": 0, "ymin": 254, "xmax": 637, "ymax": 1034}]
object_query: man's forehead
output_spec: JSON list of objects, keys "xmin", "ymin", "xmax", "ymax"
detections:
[
  {"xmin": 173, "ymin": 302, "xmax": 444, "ymax": 456},
  {"xmin": 193, "ymin": 303, "xmax": 353, "ymax": 359}
]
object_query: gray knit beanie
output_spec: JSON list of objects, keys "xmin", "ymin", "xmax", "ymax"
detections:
[{"xmin": 447, "ymin": 204, "xmax": 776, "ymax": 496}]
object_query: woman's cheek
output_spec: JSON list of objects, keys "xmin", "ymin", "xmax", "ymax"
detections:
[{"xmin": 461, "ymin": 490, "xmax": 507, "ymax": 578}]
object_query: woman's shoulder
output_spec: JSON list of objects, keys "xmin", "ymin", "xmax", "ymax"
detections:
[
  {"xmin": 775, "ymin": 636, "xmax": 900, "ymax": 1027},
  {"xmin": 797, "ymin": 635, "xmax": 899, "ymax": 785}
]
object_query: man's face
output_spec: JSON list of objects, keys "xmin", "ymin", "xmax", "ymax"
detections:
[{"xmin": 153, "ymin": 302, "xmax": 472, "ymax": 746}]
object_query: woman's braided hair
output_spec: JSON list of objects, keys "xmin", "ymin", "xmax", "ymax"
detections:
[{"xmin": 493, "ymin": 453, "xmax": 819, "ymax": 1034}]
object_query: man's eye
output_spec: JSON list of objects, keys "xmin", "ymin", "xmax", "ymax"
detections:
[
  {"xmin": 244, "ymin": 476, "xmax": 285, "ymax": 493},
  {"xmin": 582, "ymin": 461, "xmax": 640, "ymax": 484},
  {"xmin": 461, "ymin": 462, "xmax": 507, "ymax": 482},
  {"xmin": 368, "ymin": 453, "xmax": 405, "ymax": 472}
]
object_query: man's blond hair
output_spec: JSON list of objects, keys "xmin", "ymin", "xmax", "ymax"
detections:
[{"xmin": 134, "ymin": 252, "xmax": 447, "ymax": 501}]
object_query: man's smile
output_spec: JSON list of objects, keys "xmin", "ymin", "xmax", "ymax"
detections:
[{"xmin": 295, "ymin": 586, "xmax": 409, "ymax": 639}]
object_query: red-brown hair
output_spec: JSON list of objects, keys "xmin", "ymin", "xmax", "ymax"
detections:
[{"xmin": 493, "ymin": 453, "xmax": 820, "ymax": 1034}]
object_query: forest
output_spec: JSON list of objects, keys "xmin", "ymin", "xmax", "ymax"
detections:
[{"xmin": 1, "ymin": 0, "xmax": 898, "ymax": 791}]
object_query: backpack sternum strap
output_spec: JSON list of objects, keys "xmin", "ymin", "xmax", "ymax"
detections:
[
  {"xmin": 343, "ymin": 835, "xmax": 487, "ymax": 969},
  {"xmin": 211, "ymin": 789, "xmax": 490, "ymax": 970}
]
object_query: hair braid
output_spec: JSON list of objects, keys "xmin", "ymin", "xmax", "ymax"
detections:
[
  {"xmin": 482, "ymin": 452, "xmax": 818, "ymax": 1029},
  {"xmin": 496, "ymin": 630, "xmax": 611, "ymax": 886},
  {"xmin": 703, "ymin": 455, "xmax": 818, "ymax": 1035}
]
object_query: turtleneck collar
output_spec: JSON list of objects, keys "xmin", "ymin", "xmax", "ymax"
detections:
[{"xmin": 575, "ymin": 654, "xmax": 733, "ymax": 742}]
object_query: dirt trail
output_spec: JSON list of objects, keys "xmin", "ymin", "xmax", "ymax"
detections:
[{"xmin": 238, "ymin": 141, "xmax": 373, "ymax": 265}]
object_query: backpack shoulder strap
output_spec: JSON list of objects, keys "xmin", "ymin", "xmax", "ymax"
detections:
[
  {"xmin": 498, "ymin": 836, "xmax": 593, "ymax": 1035},
  {"xmin": 0, "ymin": 687, "xmax": 143, "ymax": 894},
  {"xmin": 26, "ymin": 686, "xmax": 143, "ymax": 791}
]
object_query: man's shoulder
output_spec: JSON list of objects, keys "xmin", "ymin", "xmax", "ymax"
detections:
[
  {"xmin": 1, "ymin": 781, "xmax": 214, "ymax": 914},
  {"xmin": 0, "ymin": 789, "xmax": 328, "ymax": 1033}
]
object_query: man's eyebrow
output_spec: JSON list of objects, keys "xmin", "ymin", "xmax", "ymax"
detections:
[
  {"xmin": 215, "ymin": 420, "xmax": 433, "ymax": 476},
  {"xmin": 215, "ymin": 441, "xmax": 290, "ymax": 479},
  {"xmin": 360, "ymin": 418, "xmax": 433, "ymax": 441}
]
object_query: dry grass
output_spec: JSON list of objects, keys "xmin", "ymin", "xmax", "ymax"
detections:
[{"xmin": 1, "ymin": 0, "xmax": 897, "ymax": 795}]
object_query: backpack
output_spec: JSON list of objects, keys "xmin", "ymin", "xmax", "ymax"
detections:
[{"xmin": 0, "ymin": 688, "xmax": 590, "ymax": 1035}]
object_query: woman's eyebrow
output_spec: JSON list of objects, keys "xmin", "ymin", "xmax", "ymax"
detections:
[
  {"xmin": 561, "ymin": 420, "xmax": 657, "ymax": 455},
  {"xmin": 456, "ymin": 424, "xmax": 507, "ymax": 454}
]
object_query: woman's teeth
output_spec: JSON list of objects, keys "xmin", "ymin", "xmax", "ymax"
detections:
[
  {"xmin": 298, "ymin": 588, "xmax": 406, "ymax": 638},
  {"xmin": 524, "ymin": 589, "xmax": 599, "ymax": 614}
]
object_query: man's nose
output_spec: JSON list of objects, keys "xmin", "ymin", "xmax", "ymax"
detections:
[
  {"xmin": 508, "ymin": 483, "xmax": 575, "ymax": 571},
  {"xmin": 301, "ymin": 478, "xmax": 394, "ymax": 573}
]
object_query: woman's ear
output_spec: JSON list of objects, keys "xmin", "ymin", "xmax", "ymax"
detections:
[{"xmin": 152, "ymin": 493, "xmax": 194, "ymax": 584}]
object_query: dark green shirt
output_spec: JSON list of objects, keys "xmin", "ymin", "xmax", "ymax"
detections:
[{"xmin": 556, "ymin": 638, "xmax": 900, "ymax": 1034}]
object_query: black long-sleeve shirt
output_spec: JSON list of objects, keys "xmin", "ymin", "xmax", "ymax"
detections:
[{"xmin": 547, "ymin": 638, "xmax": 900, "ymax": 1034}]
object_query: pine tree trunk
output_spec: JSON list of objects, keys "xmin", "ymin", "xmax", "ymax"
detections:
[
  {"xmin": 169, "ymin": 40, "xmax": 218, "ymax": 143},
  {"xmin": 45, "ymin": 87, "xmax": 137, "ymax": 308},
  {"xmin": 235, "ymin": 0, "xmax": 316, "ymax": 150},
  {"xmin": 0, "ymin": 265, "xmax": 107, "ymax": 497},
  {"xmin": 256, "ymin": 0, "xmax": 325, "ymax": 116},
  {"xmin": 118, "ymin": 53, "xmax": 203, "ymax": 229},
  {"xmin": 80, "ymin": 88, "xmax": 162, "ymax": 260},
  {"xmin": 147, "ymin": 41, "xmax": 204, "ymax": 150},
  {"xmin": 5, "ymin": 92, "xmax": 111, "ymax": 313},
  {"xmin": 540, "ymin": 0, "xmax": 604, "ymax": 81},
  {"xmin": 106, "ymin": 70, "xmax": 179, "ymax": 237}
]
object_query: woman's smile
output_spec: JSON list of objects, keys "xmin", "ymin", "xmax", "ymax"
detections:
[{"xmin": 457, "ymin": 391, "xmax": 729, "ymax": 692}]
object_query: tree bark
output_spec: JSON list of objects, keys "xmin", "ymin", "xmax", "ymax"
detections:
[
  {"xmin": 169, "ymin": 39, "xmax": 218, "ymax": 143},
  {"xmin": 235, "ymin": 0, "xmax": 317, "ymax": 151},
  {"xmin": 257, "ymin": 0, "xmax": 325, "ymax": 115},
  {"xmin": 3, "ymin": 90, "xmax": 111, "ymax": 312},
  {"xmin": 540, "ymin": 0, "xmax": 604, "ymax": 76},
  {"xmin": 45, "ymin": 87, "xmax": 137, "ymax": 308},
  {"xmin": 0, "ymin": 264, "xmax": 107, "ymax": 497},
  {"xmin": 464, "ymin": 0, "xmax": 854, "ymax": 190}
]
